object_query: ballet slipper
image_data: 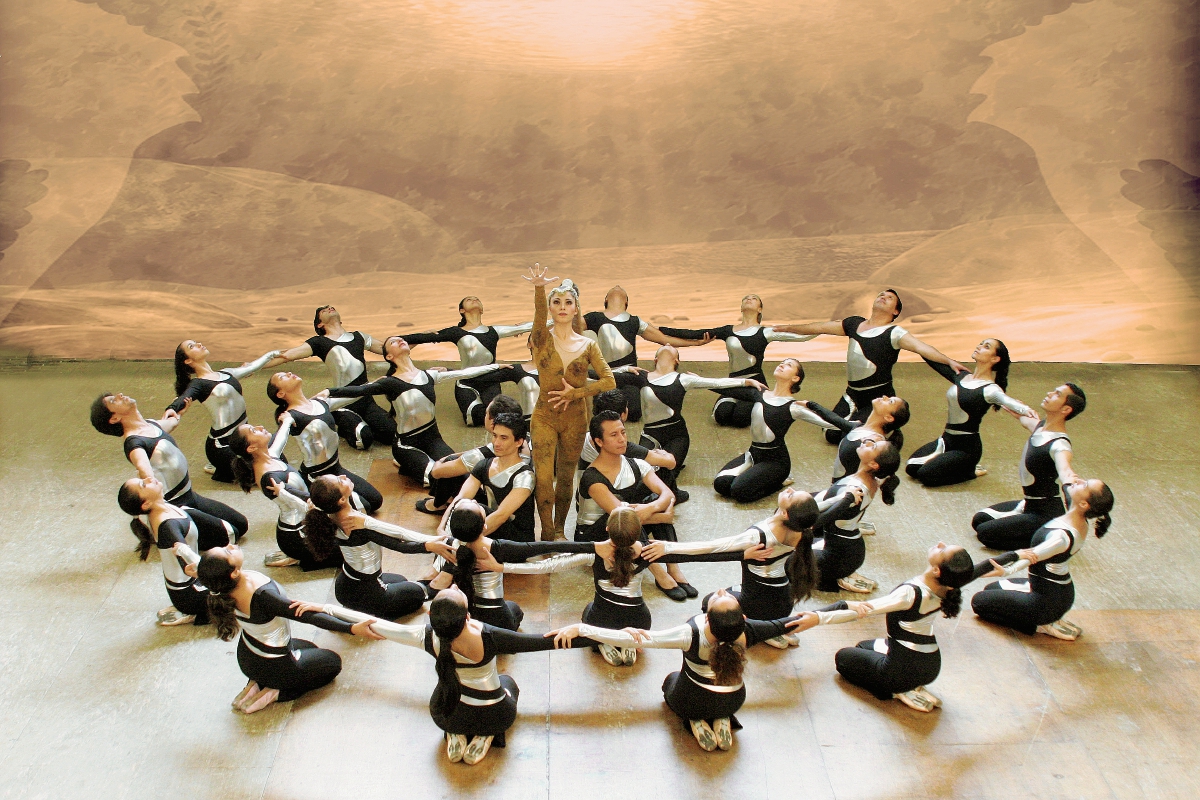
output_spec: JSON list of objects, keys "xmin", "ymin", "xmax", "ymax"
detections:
[
  {"xmin": 231, "ymin": 680, "xmax": 259, "ymax": 710},
  {"xmin": 689, "ymin": 720, "xmax": 717, "ymax": 751},
  {"xmin": 446, "ymin": 733, "xmax": 468, "ymax": 763},
  {"xmin": 712, "ymin": 718, "xmax": 733, "ymax": 751},
  {"xmin": 240, "ymin": 687, "xmax": 280, "ymax": 714},
  {"xmin": 463, "ymin": 735, "xmax": 494, "ymax": 765}
]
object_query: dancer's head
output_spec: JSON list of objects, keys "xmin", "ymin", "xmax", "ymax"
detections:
[
  {"xmin": 777, "ymin": 488, "xmax": 819, "ymax": 603},
  {"xmin": 313, "ymin": 305, "xmax": 340, "ymax": 336},
  {"xmin": 198, "ymin": 544, "xmax": 244, "ymax": 641},
  {"xmin": 654, "ymin": 345, "xmax": 681, "ymax": 372},
  {"xmin": 173, "ymin": 339, "xmax": 210, "ymax": 396},
  {"xmin": 972, "ymin": 338, "xmax": 1013, "ymax": 400},
  {"xmin": 1042, "ymin": 383, "xmax": 1086, "ymax": 421},
  {"xmin": 589, "ymin": 410, "xmax": 627, "ymax": 456},
  {"xmin": 926, "ymin": 542, "xmax": 974, "ymax": 618},
  {"xmin": 857, "ymin": 439, "xmax": 901, "ymax": 505},
  {"xmin": 429, "ymin": 589, "xmax": 470, "ymax": 718},
  {"xmin": 445, "ymin": 500, "xmax": 487, "ymax": 608},
  {"xmin": 381, "ymin": 336, "xmax": 412, "ymax": 375},
  {"xmin": 773, "ymin": 358, "xmax": 805, "ymax": 394},
  {"xmin": 484, "ymin": 394, "xmax": 522, "ymax": 431},
  {"xmin": 489, "ymin": 413, "xmax": 527, "ymax": 458},
  {"xmin": 548, "ymin": 279, "xmax": 583, "ymax": 332},
  {"xmin": 90, "ymin": 392, "xmax": 134, "ymax": 436},
  {"xmin": 592, "ymin": 389, "xmax": 628, "ymax": 419},
  {"xmin": 457, "ymin": 296, "xmax": 483, "ymax": 327},
  {"xmin": 705, "ymin": 589, "xmax": 748, "ymax": 686},
  {"xmin": 1066, "ymin": 478, "xmax": 1115, "ymax": 537},
  {"xmin": 873, "ymin": 289, "xmax": 903, "ymax": 321},
  {"xmin": 741, "ymin": 294, "xmax": 764, "ymax": 323},
  {"xmin": 117, "ymin": 476, "xmax": 163, "ymax": 561},
  {"xmin": 604, "ymin": 285, "xmax": 629, "ymax": 312},
  {"xmin": 227, "ymin": 423, "xmax": 273, "ymax": 493},
  {"xmin": 605, "ymin": 507, "xmax": 643, "ymax": 588},
  {"xmin": 266, "ymin": 372, "xmax": 301, "ymax": 422},
  {"xmin": 301, "ymin": 474, "xmax": 353, "ymax": 562},
  {"xmin": 870, "ymin": 395, "xmax": 910, "ymax": 433}
]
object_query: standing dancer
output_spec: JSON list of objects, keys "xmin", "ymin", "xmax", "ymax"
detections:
[
  {"xmin": 169, "ymin": 340, "xmax": 280, "ymax": 482},
  {"xmin": 906, "ymin": 339, "xmax": 1035, "ymax": 487},
  {"xmin": 972, "ymin": 478, "xmax": 1114, "ymax": 640},
  {"xmin": 772, "ymin": 289, "xmax": 965, "ymax": 442},
  {"xmin": 972, "ymin": 383, "xmax": 1085, "ymax": 550},
  {"xmin": 583, "ymin": 285, "xmax": 709, "ymax": 422},
  {"xmin": 660, "ymin": 294, "xmax": 816, "ymax": 428},
  {"xmin": 524, "ymin": 264, "xmax": 615, "ymax": 540},
  {"xmin": 267, "ymin": 305, "xmax": 395, "ymax": 449},
  {"xmin": 403, "ymin": 296, "xmax": 531, "ymax": 426}
]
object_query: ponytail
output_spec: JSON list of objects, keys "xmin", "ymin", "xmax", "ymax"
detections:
[
  {"xmin": 226, "ymin": 426, "xmax": 257, "ymax": 493},
  {"xmin": 871, "ymin": 442, "xmax": 901, "ymax": 506},
  {"xmin": 1085, "ymin": 482, "xmax": 1115, "ymax": 538},
  {"xmin": 940, "ymin": 588, "xmax": 963, "ymax": 619},
  {"xmin": 707, "ymin": 605, "xmax": 748, "ymax": 686},
  {"xmin": 302, "ymin": 476, "xmax": 345, "ymax": 561},
  {"xmin": 450, "ymin": 544, "xmax": 478, "ymax": 608},
  {"xmin": 990, "ymin": 340, "xmax": 1011, "ymax": 410},
  {"xmin": 117, "ymin": 481, "xmax": 155, "ymax": 561},
  {"xmin": 197, "ymin": 553, "xmax": 240, "ymax": 641},
  {"xmin": 781, "ymin": 493, "xmax": 819, "ymax": 602},
  {"xmin": 935, "ymin": 548, "xmax": 974, "ymax": 619},
  {"xmin": 429, "ymin": 597, "xmax": 468, "ymax": 718},
  {"xmin": 173, "ymin": 343, "xmax": 194, "ymax": 397},
  {"xmin": 880, "ymin": 474, "xmax": 899, "ymax": 506},
  {"xmin": 606, "ymin": 507, "xmax": 642, "ymax": 588},
  {"xmin": 266, "ymin": 376, "xmax": 289, "ymax": 424}
]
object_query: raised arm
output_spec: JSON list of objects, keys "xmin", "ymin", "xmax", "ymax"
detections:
[
  {"xmin": 166, "ymin": 381, "xmax": 205, "ymax": 414},
  {"xmin": 815, "ymin": 487, "xmax": 862, "ymax": 526},
  {"xmin": 322, "ymin": 605, "xmax": 427, "ymax": 647},
  {"xmin": 982, "ymin": 385, "xmax": 1033, "ymax": 417},
  {"xmin": 897, "ymin": 331, "xmax": 965, "ymax": 372},
  {"xmin": 640, "ymin": 321, "xmax": 711, "ymax": 349},
  {"xmin": 798, "ymin": 400, "xmax": 858, "ymax": 434},
  {"xmin": 921, "ymin": 356, "xmax": 959, "ymax": 384},
  {"xmin": 223, "ymin": 349, "xmax": 283, "ymax": 380},
  {"xmin": 269, "ymin": 415, "xmax": 294, "ymax": 458},
  {"xmin": 265, "ymin": 343, "xmax": 314, "ymax": 369},
  {"xmin": 771, "ymin": 320, "xmax": 846, "ymax": 337},
  {"xmin": 763, "ymin": 327, "xmax": 818, "ymax": 343},
  {"xmin": 791, "ymin": 401, "xmax": 841, "ymax": 430}
]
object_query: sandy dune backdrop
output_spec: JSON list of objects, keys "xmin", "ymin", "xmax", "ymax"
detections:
[{"xmin": 0, "ymin": 0, "xmax": 1196, "ymax": 363}]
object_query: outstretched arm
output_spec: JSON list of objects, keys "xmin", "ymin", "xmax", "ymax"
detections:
[
  {"xmin": 321, "ymin": 605, "xmax": 427, "ymax": 647},
  {"xmin": 265, "ymin": 343, "xmax": 314, "ymax": 369},
  {"xmin": 772, "ymin": 320, "xmax": 845, "ymax": 337},
  {"xmin": 640, "ymin": 321, "xmax": 711, "ymax": 348},
  {"xmin": 224, "ymin": 350, "xmax": 283, "ymax": 380},
  {"xmin": 493, "ymin": 322, "xmax": 534, "ymax": 338},
  {"xmin": 898, "ymin": 332, "xmax": 966, "ymax": 372},
  {"xmin": 433, "ymin": 363, "xmax": 505, "ymax": 383}
]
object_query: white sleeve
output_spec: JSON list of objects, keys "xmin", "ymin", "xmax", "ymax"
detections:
[
  {"xmin": 764, "ymin": 327, "xmax": 817, "ymax": 343},
  {"xmin": 321, "ymin": 605, "xmax": 426, "ymax": 648},
  {"xmin": 268, "ymin": 416, "xmax": 293, "ymax": 458},
  {"xmin": 659, "ymin": 528, "xmax": 761, "ymax": 556},
  {"xmin": 791, "ymin": 402, "xmax": 838, "ymax": 429},
  {"xmin": 576, "ymin": 622, "xmax": 692, "ymax": 650},
  {"xmin": 325, "ymin": 395, "xmax": 359, "ymax": 412},
  {"xmin": 361, "ymin": 333, "xmax": 375, "ymax": 349},
  {"xmin": 817, "ymin": 585, "xmax": 916, "ymax": 625},
  {"xmin": 982, "ymin": 385, "xmax": 1032, "ymax": 416},
  {"xmin": 889, "ymin": 327, "xmax": 909, "ymax": 347},
  {"xmin": 637, "ymin": 319, "xmax": 649, "ymax": 334},
  {"xmin": 363, "ymin": 517, "xmax": 438, "ymax": 544},
  {"xmin": 460, "ymin": 447, "xmax": 487, "ymax": 471},
  {"xmin": 273, "ymin": 487, "xmax": 308, "ymax": 516},
  {"xmin": 493, "ymin": 322, "xmax": 534, "ymax": 338},
  {"xmin": 678, "ymin": 373, "xmax": 752, "ymax": 391},
  {"xmin": 437, "ymin": 364, "xmax": 503, "ymax": 383},
  {"xmin": 175, "ymin": 543, "xmax": 201, "ymax": 567},
  {"xmin": 513, "ymin": 469, "xmax": 536, "ymax": 492},
  {"xmin": 223, "ymin": 350, "xmax": 281, "ymax": 380},
  {"xmin": 504, "ymin": 553, "xmax": 595, "ymax": 574},
  {"xmin": 633, "ymin": 458, "xmax": 654, "ymax": 481},
  {"xmin": 1029, "ymin": 528, "xmax": 1072, "ymax": 562}
]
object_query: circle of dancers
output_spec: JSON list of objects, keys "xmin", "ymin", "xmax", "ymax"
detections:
[{"xmin": 90, "ymin": 264, "xmax": 1114, "ymax": 763}]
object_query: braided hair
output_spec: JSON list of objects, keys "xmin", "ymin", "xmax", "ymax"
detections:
[
  {"xmin": 197, "ymin": 552, "xmax": 240, "ymax": 641},
  {"xmin": 429, "ymin": 596, "xmax": 469, "ymax": 719},
  {"xmin": 707, "ymin": 602, "xmax": 748, "ymax": 687},
  {"xmin": 605, "ymin": 507, "xmax": 642, "ymax": 588}
]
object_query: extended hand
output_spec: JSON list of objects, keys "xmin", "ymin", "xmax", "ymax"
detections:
[
  {"xmin": 351, "ymin": 619, "xmax": 387, "ymax": 640},
  {"xmin": 640, "ymin": 540, "xmax": 667, "ymax": 561},
  {"xmin": 523, "ymin": 262, "xmax": 559, "ymax": 287},
  {"xmin": 785, "ymin": 611, "xmax": 820, "ymax": 633}
]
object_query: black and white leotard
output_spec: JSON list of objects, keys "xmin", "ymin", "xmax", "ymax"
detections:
[
  {"xmin": 405, "ymin": 323, "xmax": 531, "ymax": 426},
  {"xmin": 505, "ymin": 364, "xmax": 540, "ymax": 422},
  {"xmin": 305, "ymin": 331, "xmax": 396, "ymax": 449},
  {"xmin": 973, "ymin": 422, "xmax": 1073, "ymax": 550},
  {"xmin": 794, "ymin": 401, "xmax": 884, "ymax": 482},
  {"xmin": 713, "ymin": 395, "xmax": 829, "ymax": 503},
  {"xmin": 331, "ymin": 517, "xmax": 440, "ymax": 619},
  {"xmin": 153, "ymin": 509, "xmax": 229, "ymax": 622},
  {"xmin": 906, "ymin": 360, "xmax": 1031, "ymax": 487},
  {"xmin": 469, "ymin": 456, "xmax": 537, "ymax": 542},
  {"xmin": 659, "ymin": 324, "xmax": 814, "ymax": 428},
  {"xmin": 811, "ymin": 477, "xmax": 872, "ymax": 591},
  {"xmin": 583, "ymin": 311, "xmax": 656, "ymax": 421},
  {"xmin": 167, "ymin": 350, "xmax": 278, "ymax": 482},
  {"xmin": 287, "ymin": 398, "xmax": 383, "ymax": 512},
  {"xmin": 428, "ymin": 444, "xmax": 496, "ymax": 509},
  {"xmin": 576, "ymin": 456, "xmax": 675, "ymax": 543},
  {"xmin": 821, "ymin": 316, "xmax": 908, "ymax": 443}
]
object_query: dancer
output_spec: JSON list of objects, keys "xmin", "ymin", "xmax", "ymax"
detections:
[
  {"xmin": 267, "ymin": 305, "xmax": 395, "ymax": 449},
  {"xmin": 227, "ymin": 419, "xmax": 341, "ymax": 571},
  {"xmin": 318, "ymin": 587, "xmax": 595, "ymax": 764},
  {"xmin": 660, "ymin": 294, "xmax": 816, "ymax": 427},
  {"xmin": 440, "ymin": 413, "xmax": 536, "ymax": 542},
  {"xmin": 811, "ymin": 439, "xmax": 901, "ymax": 593},
  {"xmin": 117, "ymin": 475, "xmax": 230, "ymax": 626},
  {"xmin": 304, "ymin": 474, "xmax": 450, "ymax": 619},
  {"xmin": 403, "ymin": 296, "xmax": 531, "ymax": 426},
  {"xmin": 583, "ymin": 285, "xmax": 709, "ymax": 422},
  {"xmin": 91, "ymin": 392, "xmax": 248, "ymax": 539},
  {"xmin": 324, "ymin": 335, "xmax": 503, "ymax": 487},
  {"xmin": 576, "ymin": 389, "xmax": 677, "ymax": 485},
  {"xmin": 772, "ymin": 289, "xmax": 965, "ymax": 442},
  {"xmin": 713, "ymin": 358, "xmax": 830, "ymax": 503},
  {"xmin": 972, "ymin": 383, "xmax": 1085, "ymax": 550},
  {"xmin": 504, "ymin": 337, "xmax": 541, "ymax": 422},
  {"xmin": 423, "ymin": 394, "xmax": 525, "ymax": 515},
  {"xmin": 810, "ymin": 541, "xmax": 1001, "ymax": 712},
  {"xmin": 553, "ymin": 590, "xmax": 812, "ymax": 751},
  {"xmin": 642, "ymin": 488, "xmax": 818, "ymax": 648},
  {"xmin": 616, "ymin": 345, "xmax": 766, "ymax": 499},
  {"xmin": 524, "ymin": 264, "xmax": 615, "ymax": 540},
  {"xmin": 197, "ymin": 543, "xmax": 384, "ymax": 714},
  {"xmin": 266, "ymin": 372, "xmax": 383, "ymax": 512},
  {"xmin": 972, "ymin": 478, "xmax": 1114, "ymax": 641},
  {"xmin": 799, "ymin": 395, "xmax": 911, "ymax": 481},
  {"xmin": 906, "ymin": 339, "xmax": 1035, "ymax": 487},
  {"xmin": 168, "ymin": 340, "xmax": 280, "ymax": 482}
]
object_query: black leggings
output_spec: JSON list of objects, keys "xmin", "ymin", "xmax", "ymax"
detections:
[
  {"xmin": 714, "ymin": 444, "xmax": 791, "ymax": 503},
  {"xmin": 614, "ymin": 370, "xmax": 644, "ymax": 423},
  {"xmin": 432, "ymin": 674, "xmax": 519, "ymax": 742},
  {"xmin": 334, "ymin": 568, "xmax": 427, "ymax": 620},
  {"xmin": 971, "ymin": 577, "xmax": 1074, "ymax": 635},
  {"xmin": 583, "ymin": 596, "xmax": 652, "ymax": 630},
  {"xmin": 663, "ymin": 670, "xmax": 746, "ymax": 723},
  {"xmin": 166, "ymin": 584, "xmax": 210, "ymax": 623},
  {"xmin": 276, "ymin": 519, "xmax": 342, "ymax": 571},
  {"xmin": 815, "ymin": 531, "xmax": 866, "ymax": 590},
  {"xmin": 204, "ymin": 415, "xmax": 245, "ymax": 483},
  {"xmin": 835, "ymin": 638, "xmax": 941, "ymax": 699},
  {"xmin": 171, "ymin": 488, "xmax": 249, "ymax": 540},
  {"xmin": 456, "ymin": 368, "xmax": 514, "ymax": 427},
  {"xmin": 640, "ymin": 417, "xmax": 690, "ymax": 495},
  {"xmin": 393, "ymin": 422, "xmax": 454, "ymax": 486},
  {"xmin": 972, "ymin": 496, "xmax": 1064, "ymax": 551},
  {"xmin": 824, "ymin": 383, "xmax": 893, "ymax": 445},
  {"xmin": 302, "ymin": 457, "xmax": 383, "ymax": 513},
  {"xmin": 702, "ymin": 580, "xmax": 792, "ymax": 621},
  {"xmin": 472, "ymin": 599, "xmax": 524, "ymax": 631},
  {"xmin": 906, "ymin": 433, "xmax": 982, "ymax": 487},
  {"xmin": 712, "ymin": 383, "xmax": 762, "ymax": 429},
  {"xmin": 333, "ymin": 396, "xmax": 396, "ymax": 451},
  {"xmin": 237, "ymin": 638, "xmax": 342, "ymax": 702}
]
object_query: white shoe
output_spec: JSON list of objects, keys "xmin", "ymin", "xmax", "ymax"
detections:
[
  {"xmin": 240, "ymin": 687, "xmax": 280, "ymax": 714},
  {"xmin": 974, "ymin": 465, "xmax": 988, "ymax": 478},
  {"xmin": 781, "ymin": 477, "xmax": 794, "ymax": 487},
  {"xmin": 157, "ymin": 608, "xmax": 196, "ymax": 626},
  {"xmin": 1057, "ymin": 618, "xmax": 1083, "ymax": 637},
  {"xmin": 689, "ymin": 719, "xmax": 718, "ymax": 752},
  {"xmin": 858, "ymin": 522, "xmax": 876, "ymax": 536},
  {"xmin": 838, "ymin": 573, "xmax": 877, "ymax": 594},
  {"xmin": 446, "ymin": 733, "xmax": 468, "ymax": 763},
  {"xmin": 712, "ymin": 718, "xmax": 733, "ymax": 751},
  {"xmin": 203, "ymin": 464, "xmax": 216, "ymax": 475},
  {"xmin": 764, "ymin": 635, "xmax": 790, "ymax": 649},
  {"xmin": 1037, "ymin": 620, "xmax": 1079, "ymax": 641},
  {"xmin": 894, "ymin": 687, "xmax": 940, "ymax": 712},
  {"xmin": 463, "ymin": 735, "xmax": 493, "ymax": 765},
  {"xmin": 232, "ymin": 680, "xmax": 259, "ymax": 710},
  {"xmin": 264, "ymin": 550, "xmax": 300, "ymax": 568},
  {"xmin": 598, "ymin": 644, "xmax": 626, "ymax": 667},
  {"xmin": 620, "ymin": 647, "xmax": 638, "ymax": 666}
]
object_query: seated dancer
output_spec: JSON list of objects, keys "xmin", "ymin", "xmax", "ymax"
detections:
[
  {"xmin": 267, "ymin": 305, "xmax": 395, "ymax": 450},
  {"xmin": 266, "ymin": 372, "xmax": 383, "ymax": 512},
  {"xmin": 583, "ymin": 285, "xmax": 709, "ymax": 422},
  {"xmin": 811, "ymin": 439, "xmax": 901, "ymax": 594},
  {"xmin": 972, "ymin": 478, "xmax": 1114, "ymax": 641},
  {"xmin": 713, "ymin": 358, "xmax": 831, "ymax": 503},
  {"xmin": 91, "ymin": 392, "xmax": 248, "ymax": 539},
  {"xmin": 553, "ymin": 589, "xmax": 812, "ymax": 751},
  {"xmin": 503, "ymin": 336, "xmax": 541, "ymax": 423},
  {"xmin": 798, "ymin": 395, "xmax": 911, "ymax": 480},
  {"xmin": 576, "ymin": 411, "xmax": 690, "ymax": 601},
  {"xmin": 772, "ymin": 289, "xmax": 965, "ymax": 443},
  {"xmin": 659, "ymin": 293, "xmax": 816, "ymax": 428},
  {"xmin": 117, "ymin": 475, "xmax": 231, "ymax": 626},
  {"xmin": 304, "ymin": 474, "xmax": 451, "ymax": 619},
  {"xmin": 808, "ymin": 542, "xmax": 1003, "ymax": 712},
  {"xmin": 615, "ymin": 344, "xmax": 766, "ymax": 501},
  {"xmin": 197, "ymin": 543, "xmax": 384, "ymax": 714},
  {"xmin": 319, "ymin": 587, "xmax": 595, "ymax": 765},
  {"xmin": 439, "ymin": 413, "xmax": 536, "ymax": 542},
  {"xmin": 428, "ymin": 499, "xmax": 595, "ymax": 630},
  {"xmin": 972, "ymin": 383, "xmax": 1085, "ymax": 551},
  {"xmin": 169, "ymin": 340, "xmax": 280, "ymax": 482},
  {"xmin": 422, "ymin": 394, "xmax": 524, "ymax": 515},
  {"xmin": 906, "ymin": 339, "xmax": 1035, "ymax": 487},
  {"xmin": 642, "ymin": 487, "xmax": 819, "ymax": 649},
  {"xmin": 402, "ymin": 295, "xmax": 531, "ymax": 426},
  {"xmin": 576, "ymin": 389, "xmax": 676, "ymax": 493},
  {"xmin": 227, "ymin": 419, "xmax": 341, "ymax": 571},
  {"xmin": 324, "ymin": 335, "xmax": 502, "ymax": 487}
]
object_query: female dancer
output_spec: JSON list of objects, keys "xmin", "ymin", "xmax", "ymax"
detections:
[
  {"xmin": 402, "ymin": 296, "xmax": 530, "ymax": 426},
  {"xmin": 906, "ymin": 339, "xmax": 1035, "ymax": 487},
  {"xmin": 304, "ymin": 474, "xmax": 450, "ymax": 619},
  {"xmin": 117, "ymin": 475, "xmax": 230, "ymax": 626},
  {"xmin": 553, "ymin": 590, "xmax": 811, "ymax": 751},
  {"xmin": 168, "ymin": 340, "xmax": 280, "ymax": 482},
  {"xmin": 642, "ymin": 488, "xmax": 818, "ymax": 648},
  {"xmin": 197, "ymin": 543, "xmax": 384, "ymax": 714},
  {"xmin": 317, "ymin": 587, "xmax": 594, "ymax": 764},
  {"xmin": 91, "ymin": 392, "xmax": 249, "ymax": 539},
  {"xmin": 583, "ymin": 285, "xmax": 709, "ymax": 422},
  {"xmin": 615, "ymin": 345, "xmax": 766, "ymax": 497},
  {"xmin": 266, "ymin": 305, "xmax": 394, "ymax": 450},
  {"xmin": 811, "ymin": 439, "xmax": 902, "ymax": 593},
  {"xmin": 772, "ymin": 289, "xmax": 965, "ymax": 442},
  {"xmin": 810, "ymin": 541, "xmax": 1000, "ymax": 712},
  {"xmin": 524, "ymin": 264, "xmax": 615, "ymax": 540},
  {"xmin": 713, "ymin": 358, "xmax": 830, "ymax": 503},
  {"xmin": 324, "ymin": 335, "xmax": 503, "ymax": 487},
  {"xmin": 972, "ymin": 383, "xmax": 1085, "ymax": 550},
  {"xmin": 504, "ymin": 337, "xmax": 541, "ymax": 422},
  {"xmin": 796, "ymin": 395, "xmax": 911, "ymax": 482},
  {"xmin": 972, "ymin": 478, "xmax": 1114, "ymax": 641},
  {"xmin": 227, "ymin": 418, "xmax": 341, "ymax": 571},
  {"xmin": 266, "ymin": 372, "xmax": 383, "ymax": 512},
  {"xmin": 439, "ymin": 412, "xmax": 536, "ymax": 542}
]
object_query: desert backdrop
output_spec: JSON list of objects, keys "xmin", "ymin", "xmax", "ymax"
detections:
[{"xmin": 1, "ymin": 0, "xmax": 1196, "ymax": 364}]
